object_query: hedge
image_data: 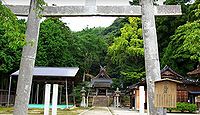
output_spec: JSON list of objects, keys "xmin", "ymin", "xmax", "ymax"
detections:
[{"xmin": 167, "ymin": 102, "xmax": 197, "ymax": 113}]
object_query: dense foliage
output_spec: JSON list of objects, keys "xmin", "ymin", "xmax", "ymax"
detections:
[
  {"xmin": 162, "ymin": 20, "xmax": 200, "ymax": 75},
  {"xmin": 160, "ymin": 0, "xmax": 200, "ymax": 74},
  {"xmin": 0, "ymin": 0, "xmax": 200, "ymax": 91},
  {"xmin": 73, "ymin": 27, "xmax": 108, "ymax": 76},
  {"xmin": 0, "ymin": 2, "xmax": 24, "ymax": 74},
  {"xmin": 36, "ymin": 18, "xmax": 77, "ymax": 67},
  {"xmin": 35, "ymin": 18, "xmax": 108, "ymax": 82},
  {"xmin": 167, "ymin": 102, "xmax": 197, "ymax": 113},
  {"xmin": 107, "ymin": 17, "xmax": 145, "ymax": 88}
]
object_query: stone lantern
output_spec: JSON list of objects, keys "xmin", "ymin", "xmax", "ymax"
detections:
[
  {"xmin": 80, "ymin": 87, "xmax": 86, "ymax": 107},
  {"xmin": 114, "ymin": 87, "xmax": 121, "ymax": 108}
]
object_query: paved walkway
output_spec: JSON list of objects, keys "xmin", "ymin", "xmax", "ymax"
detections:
[
  {"xmin": 109, "ymin": 107, "xmax": 198, "ymax": 115},
  {"xmin": 79, "ymin": 107, "xmax": 199, "ymax": 115},
  {"xmin": 79, "ymin": 107, "xmax": 112, "ymax": 115}
]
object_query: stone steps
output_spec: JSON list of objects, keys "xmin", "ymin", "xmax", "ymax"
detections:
[{"xmin": 93, "ymin": 96, "xmax": 109, "ymax": 107}]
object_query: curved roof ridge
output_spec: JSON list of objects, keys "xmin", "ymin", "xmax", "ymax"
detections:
[{"xmin": 161, "ymin": 65, "xmax": 184, "ymax": 78}]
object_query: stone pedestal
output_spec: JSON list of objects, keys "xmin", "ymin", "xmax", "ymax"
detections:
[{"xmin": 80, "ymin": 87, "xmax": 86, "ymax": 107}]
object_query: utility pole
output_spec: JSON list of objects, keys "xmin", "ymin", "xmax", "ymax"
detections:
[{"xmin": 13, "ymin": 0, "xmax": 40, "ymax": 114}]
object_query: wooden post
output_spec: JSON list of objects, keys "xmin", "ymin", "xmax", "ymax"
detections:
[
  {"xmin": 36, "ymin": 84, "xmax": 40, "ymax": 104},
  {"xmin": 139, "ymin": 86, "xmax": 145, "ymax": 115},
  {"xmin": 59, "ymin": 85, "xmax": 62, "ymax": 104},
  {"xmin": 30, "ymin": 83, "xmax": 34, "ymax": 104},
  {"xmin": 13, "ymin": 0, "xmax": 40, "ymax": 114},
  {"xmin": 72, "ymin": 81, "xmax": 75, "ymax": 106},
  {"xmin": 86, "ymin": 92, "xmax": 89, "ymax": 107},
  {"xmin": 7, "ymin": 76, "xmax": 12, "ymax": 106},
  {"xmin": 52, "ymin": 84, "xmax": 58, "ymax": 115},
  {"xmin": 44, "ymin": 84, "xmax": 51, "ymax": 115},
  {"xmin": 65, "ymin": 79, "xmax": 68, "ymax": 108}
]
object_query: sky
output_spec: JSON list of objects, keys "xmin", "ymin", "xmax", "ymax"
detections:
[
  {"xmin": 3, "ymin": 0, "xmax": 175, "ymax": 31},
  {"xmin": 3, "ymin": 0, "xmax": 126, "ymax": 31}
]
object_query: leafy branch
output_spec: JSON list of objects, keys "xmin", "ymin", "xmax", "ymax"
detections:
[{"xmin": 35, "ymin": 0, "xmax": 47, "ymax": 18}]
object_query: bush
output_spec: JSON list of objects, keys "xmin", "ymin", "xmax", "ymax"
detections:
[
  {"xmin": 167, "ymin": 102, "xmax": 197, "ymax": 113},
  {"xmin": 187, "ymin": 103, "xmax": 197, "ymax": 113}
]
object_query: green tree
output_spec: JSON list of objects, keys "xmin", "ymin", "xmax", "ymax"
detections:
[
  {"xmin": 0, "ymin": 3, "xmax": 25, "ymax": 90},
  {"xmin": 73, "ymin": 27, "xmax": 108, "ymax": 80},
  {"xmin": 107, "ymin": 17, "xmax": 145, "ymax": 88},
  {"xmin": 162, "ymin": 20, "xmax": 200, "ymax": 75},
  {"xmin": 156, "ymin": 3, "xmax": 188, "ymax": 56},
  {"xmin": 36, "ymin": 18, "xmax": 76, "ymax": 67},
  {"xmin": 0, "ymin": 2, "xmax": 25, "ymax": 74},
  {"xmin": 156, "ymin": 0, "xmax": 200, "ymax": 57},
  {"xmin": 188, "ymin": 0, "xmax": 200, "ymax": 21},
  {"xmin": 102, "ymin": 17, "xmax": 129, "ymax": 45}
]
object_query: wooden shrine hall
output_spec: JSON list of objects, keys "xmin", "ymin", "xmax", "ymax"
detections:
[
  {"xmin": 6, "ymin": 67, "xmax": 79, "ymax": 106},
  {"xmin": 187, "ymin": 65, "xmax": 200, "ymax": 109},
  {"xmin": 91, "ymin": 66, "xmax": 112, "ymax": 96},
  {"xmin": 128, "ymin": 65, "xmax": 200, "ymax": 110}
]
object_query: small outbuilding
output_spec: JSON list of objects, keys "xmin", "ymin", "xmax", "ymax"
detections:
[
  {"xmin": 128, "ymin": 65, "xmax": 200, "ymax": 110},
  {"xmin": 4, "ymin": 67, "xmax": 79, "ymax": 106}
]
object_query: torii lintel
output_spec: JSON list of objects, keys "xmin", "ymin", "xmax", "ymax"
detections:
[{"xmin": 7, "ymin": 5, "xmax": 181, "ymax": 17}]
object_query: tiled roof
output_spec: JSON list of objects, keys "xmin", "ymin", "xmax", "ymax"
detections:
[
  {"xmin": 128, "ymin": 65, "xmax": 200, "ymax": 89},
  {"xmin": 187, "ymin": 65, "xmax": 200, "ymax": 76},
  {"xmin": 161, "ymin": 65, "xmax": 184, "ymax": 79}
]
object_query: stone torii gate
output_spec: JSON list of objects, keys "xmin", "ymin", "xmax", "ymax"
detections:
[{"xmin": 6, "ymin": 0, "xmax": 181, "ymax": 115}]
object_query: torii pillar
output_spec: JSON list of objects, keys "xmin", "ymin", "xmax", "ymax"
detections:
[
  {"xmin": 13, "ymin": 0, "xmax": 40, "ymax": 115},
  {"xmin": 141, "ymin": 0, "xmax": 171, "ymax": 114}
]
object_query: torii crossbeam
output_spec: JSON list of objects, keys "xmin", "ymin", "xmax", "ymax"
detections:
[
  {"xmin": 7, "ymin": 4, "xmax": 181, "ymax": 16},
  {"xmin": 7, "ymin": 0, "xmax": 181, "ymax": 115}
]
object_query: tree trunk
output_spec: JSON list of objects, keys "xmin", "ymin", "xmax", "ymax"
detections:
[{"xmin": 13, "ymin": 0, "xmax": 40, "ymax": 114}]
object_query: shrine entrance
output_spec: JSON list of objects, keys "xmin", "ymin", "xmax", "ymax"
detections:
[
  {"xmin": 91, "ymin": 66, "xmax": 112, "ymax": 96},
  {"xmin": 98, "ymin": 89, "xmax": 106, "ymax": 95},
  {"xmin": 7, "ymin": 0, "xmax": 182, "ymax": 114}
]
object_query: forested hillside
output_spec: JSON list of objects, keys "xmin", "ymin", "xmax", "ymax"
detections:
[{"xmin": 0, "ymin": 0, "xmax": 199, "ymax": 89}]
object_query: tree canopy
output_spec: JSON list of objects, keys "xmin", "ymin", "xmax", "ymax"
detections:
[
  {"xmin": 0, "ymin": 2, "xmax": 24, "ymax": 74},
  {"xmin": 162, "ymin": 20, "xmax": 200, "ymax": 75},
  {"xmin": 73, "ymin": 27, "xmax": 108, "ymax": 77},
  {"xmin": 36, "ymin": 18, "xmax": 77, "ymax": 67},
  {"xmin": 107, "ymin": 17, "xmax": 145, "ymax": 88}
]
